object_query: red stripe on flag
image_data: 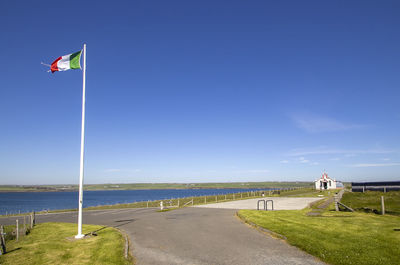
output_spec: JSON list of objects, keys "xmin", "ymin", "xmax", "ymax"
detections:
[{"xmin": 50, "ymin": 56, "xmax": 62, "ymax": 73}]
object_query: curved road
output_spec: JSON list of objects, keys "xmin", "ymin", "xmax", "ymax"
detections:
[{"xmin": 1, "ymin": 206, "xmax": 325, "ymax": 265}]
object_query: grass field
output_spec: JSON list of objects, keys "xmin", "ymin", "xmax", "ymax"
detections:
[
  {"xmin": 238, "ymin": 190, "xmax": 400, "ymax": 265},
  {"xmin": 341, "ymin": 190, "xmax": 400, "ymax": 216},
  {"xmin": 0, "ymin": 222, "xmax": 131, "ymax": 265},
  {"xmin": 84, "ymin": 188, "xmax": 318, "ymax": 211}
]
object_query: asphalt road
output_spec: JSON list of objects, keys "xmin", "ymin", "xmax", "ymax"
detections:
[{"xmin": 1, "ymin": 206, "xmax": 325, "ymax": 265}]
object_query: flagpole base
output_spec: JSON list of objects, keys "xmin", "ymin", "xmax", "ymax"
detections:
[{"xmin": 75, "ymin": 234, "xmax": 85, "ymax": 239}]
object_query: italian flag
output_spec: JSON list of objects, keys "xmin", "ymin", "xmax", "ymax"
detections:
[{"xmin": 51, "ymin": 51, "xmax": 82, "ymax": 73}]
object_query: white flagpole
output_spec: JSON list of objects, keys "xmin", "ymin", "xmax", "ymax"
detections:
[{"xmin": 75, "ymin": 43, "xmax": 86, "ymax": 239}]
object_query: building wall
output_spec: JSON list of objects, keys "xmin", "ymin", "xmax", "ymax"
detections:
[
  {"xmin": 315, "ymin": 179, "xmax": 337, "ymax": 190},
  {"xmin": 315, "ymin": 181, "xmax": 320, "ymax": 190}
]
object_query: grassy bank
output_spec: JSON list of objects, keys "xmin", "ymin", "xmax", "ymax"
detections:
[
  {"xmin": 341, "ymin": 191, "xmax": 400, "ymax": 216},
  {"xmin": 238, "ymin": 191, "xmax": 400, "ymax": 265},
  {"xmin": 0, "ymin": 222, "xmax": 131, "ymax": 265},
  {"xmin": 85, "ymin": 188, "xmax": 317, "ymax": 211},
  {"xmin": 86, "ymin": 189, "xmax": 274, "ymax": 210}
]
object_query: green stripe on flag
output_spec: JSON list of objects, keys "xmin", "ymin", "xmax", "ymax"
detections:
[{"xmin": 70, "ymin": 51, "xmax": 82, "ymax": 69}]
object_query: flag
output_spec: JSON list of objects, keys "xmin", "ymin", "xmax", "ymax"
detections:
[{"xmin": 51, "ymin": 51, "xmax": 82, "ymax": 73}]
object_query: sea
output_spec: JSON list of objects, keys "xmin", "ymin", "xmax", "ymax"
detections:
[{"xmin": 0, "ymin": 188, "xmax": 264, "ymax": 215}]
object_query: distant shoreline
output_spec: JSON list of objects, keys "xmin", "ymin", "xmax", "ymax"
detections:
[
  {"xmin": 0, "ymin": 182, "xmax": 314, "ymax": 193},
  {"xmin": 0, "ymin": 187, "xmax": 276, "ymax": 193}
]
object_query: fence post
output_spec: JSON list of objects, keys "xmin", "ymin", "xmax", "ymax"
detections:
[
  {"xmin": 124, "ymin": 234, "xmax": 129, "ymax": 259},
  {"xmin": 147, "ymin": 201, "xmax": 149, "ymax": 208},
  {"xmin": 334, "ymin": 195, "xmax": 339, "ymax": 211},
  {"xmin": 233, "ymin": 194, "xmax": 235, "ymax": 200},
  {"xmin": 241, "ymin": 193, "xmax": 242, "ymax": 199},
  {"xmin": 0, "ymin": 225, "xmax": 6, "ymax": 254},
  {"xmin": 204, "ymin": 197, "xmax": 207, "ymax": 204},
  {"xmin": 381, "ymin": 196, "xmax": 385, "ymax": 215},
  {"xmin": 216, "ymin": 196, "xmax": 218, "ymax": 202},
  {"xmin": 384, "ymin": 187, "xmax": 386, "ymax": 193},
  {"xmin": 225, "ymin": 195, "xmax": 227, "ymax": 201},
  {"xmin": 16, "ymin": 219, "xmax": 19, "ymax": 242},
  {"xmin": 30, "ymin": 213, "xmax": 33, "ymax": 229}
]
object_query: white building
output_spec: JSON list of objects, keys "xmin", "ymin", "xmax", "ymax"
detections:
[{"xmin": 315, "ymin": 172, "xmax": 337, "ymax": 190}]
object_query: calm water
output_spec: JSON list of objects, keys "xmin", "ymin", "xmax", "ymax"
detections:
[{"xmin": 0, "ymin": 188, "xmax": 264, "ymax": 215}]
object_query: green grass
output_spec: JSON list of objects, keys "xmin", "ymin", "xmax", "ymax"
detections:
[
  {"xmin": 239, "ymin": 206, "xmax": 400, "ymax": 265},
  {"xmin": 0, "ymin": 222, "xmax": 131, "ymax": 265},
  {"xmin": 85, "ymin": 191, "xmax": 260, "ymax": 210},
  {"xmin": 84, "ymin": 188, "xmax": 314, "ymax": 211},
  {"xmin": 280, "ymin": 188, "xmax": 340, "ymax": 197},
  {"xmin": 341, "ymin": 191, "xmax": 400, "ymax": 216}
]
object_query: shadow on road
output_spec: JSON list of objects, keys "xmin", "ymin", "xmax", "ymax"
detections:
[
  {"xmin": 84, "ymin": 219, "xmax": 135, "ymax": 236},
  {"xmin": 113, "ymin": 219, "xmax": 135, "ymax": 228}
]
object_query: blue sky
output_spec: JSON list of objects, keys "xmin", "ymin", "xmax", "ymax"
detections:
[{"xmin": 1, "ymin": 1, "xmax": 399, "ymax": 185}]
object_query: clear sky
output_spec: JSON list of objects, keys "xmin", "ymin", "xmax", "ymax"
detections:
[{"xmin": 1, "ymin": 1, "xmax": 399, "ymax": 185}]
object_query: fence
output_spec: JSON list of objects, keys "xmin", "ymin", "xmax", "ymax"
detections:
[
  {"xmin": 0, "ymin": 212, "xmax": 36, "ymax": 255},
  {"xmin": 351, "ymin": 181, "xmax": 400, "ymax": 192},
  {"xmin": 139, "ymin": 186, "xmax": 311, "ymax": 210}
]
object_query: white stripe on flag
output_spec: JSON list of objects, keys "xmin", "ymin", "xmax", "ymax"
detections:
[{"xmin": 57, "ymin": 54, "xmax": 71, "ymax": 71}]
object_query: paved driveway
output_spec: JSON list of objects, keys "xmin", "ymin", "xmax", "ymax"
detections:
[
  {"xmin": 0, "ymin": 205, "xmax": 325, "ymax": 265},
  {"xmin": 194, "ymin": 197, "xmax": 321, "ymax": 210}
]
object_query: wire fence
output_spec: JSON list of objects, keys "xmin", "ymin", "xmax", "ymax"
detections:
[
  {"xmin": 86, "ymin": 186, "xmax": 312, "ymax": 210},
  {"xmin": 0, "ymin": 212, "xmax": 36, "ymax": 255}
]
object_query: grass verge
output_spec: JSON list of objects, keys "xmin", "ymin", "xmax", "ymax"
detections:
[
  {"xmin": 0, "ymin": 222, "xmax": 131, "ymax": 265},
  {"xmin": 84, "ymin": 188, "xmax": 319, "ymax": 211},
  {"xmin": 238, "ymin": 208, "xmax": 400, "ymax": 265},
  {"xmin": 341, "ymin": 191, "xmax": 400, "ymax": 216}
]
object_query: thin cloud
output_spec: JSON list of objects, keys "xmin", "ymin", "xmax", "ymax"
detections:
[
  {"xmin": 105, "ymin": 168, "xmax": 141, "ymax": 173},
  {"xmin": 290, "ymin": 112, "xmax": 365, "ymax": 133},
  {"xmin": 280, "ymin": 160, "xmax": 289, "ymax": 164},
  {"xmin": 287, "ymin": 147, "xmax": 395, "ymax": 157},
  {"xmin": 297, "ymin": 156, "xmax": 319, "ymax": 165},
  {"xmin": 105, "ymin": 169, "xmax": 121, "ymax": 172},
  {"xmin": 228, "ymin": 169, "xmax": 270, "ymax": 175},
  {"xmin": 299, "ymin": 157, "xmax": 309, "ymax": 163},
  {"xmin": 242, "ymin": 169, "xmax": 270, "ymax": 173},
  {"xmin": 350, "ymin": 163, "xmax": 400, "ymax": 168}
]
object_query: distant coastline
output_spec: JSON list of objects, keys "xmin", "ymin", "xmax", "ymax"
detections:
[{"xmin": 0, "ymin": 181, "xmax": 313, "ymax": 193}]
